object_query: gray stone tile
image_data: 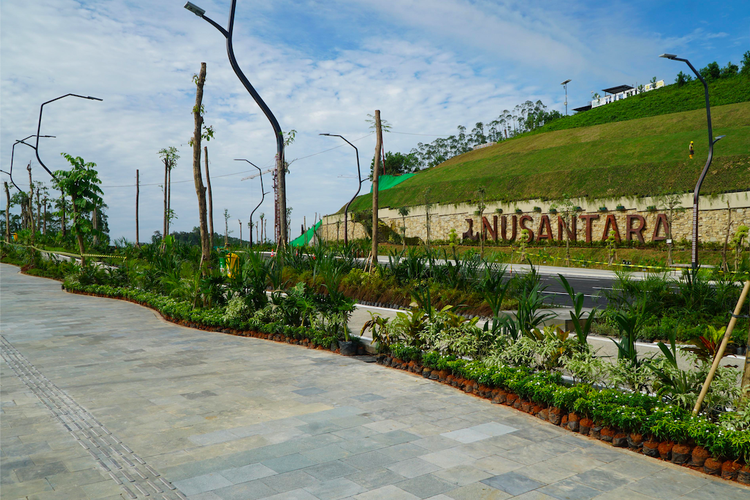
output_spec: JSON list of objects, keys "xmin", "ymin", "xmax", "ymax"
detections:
[
  {"xmin": 379, "ymin": 443, "xmax": 429, "ymax": 461},
  {"xmin": 304, "ymin": 477, "xmax": 364, "ymax": 500},
  {"xmin": 343, "ymin": 450, "xmax": 395, "ymax": 470},
  {"xmin": 420, "ymin": 448, "xmax": 475, "ymax": 469},
  {"xmin": 301, "ymin": 444, "xmax": 351, "ymax": 464},
  {"xmin": 595, "ymin": 457, "xmax": 665, "ymax": 480},
  {"xmin": 625, "ymin": 468, "xmax": 708, "ymax": 500},
  {"xmin": 303, "ymin": 460, "xmax": 358, "ymax": 481},
  {"xmin": 212, "ymin": 479, "xmax": 278, "ymax": 500},
  {"xmin": 261, "ymin": 470, "xmax": 321, "ymax": 493},
  {"xmin": 481, "ymin": 471, "xmax": 544, "ymax": 495},
  {"xmin": 346, "ymin": 467, "xmax": 407, "ymax": 489},
  {"xmin": 352, "ymin": 393, "xmax": 385, "ymax": 403},
  {"xmin": 353, "ymin": 484, "xmax": 421, "ymax": 499},
  {"xmin": 569, "ymin": 468, "xmax": 632, "ymax": 492},
  {"xmin": 445, "ymin": 482, "xmax": 513, "ymax": 499},
  {"xmin": 387, "ymin": 458, "xmax": 442, "ymax": 479},
  {"xmin": 397, "ymin": 473, "xmax": 456, "ymax": 499},
  {"xmin": 470, "ymin": 422, "xmax": 518, "ymax": 437},
  {"xmin": 537, "ymin": 477, "xmax": 602, "ymax": 500},
  {"xmin": 672, "ymin": 478, "xmax": 750, "ymax": 500},
  {"xmin": 263, "ymin": 488, "xmax": 321, "ymax": 500},
  {"xmin": 263, "ymin": 454, "xmax": 317, "ymax": 474},
  {"xmin": 441, "ymin": 428, "xmax": 491, "ymax": 444},
  {"xmin": 173, "ymin": 472, "xmax": 234, "ymax": 496},
  {"xmin": 433, "ymin": 465, "xmax": 493, "ymax": 487},
  {"xmin": 371, "ymin": 430, "xmax": 421, "ymax": 446},
  {"xmin": 219, "ymin": 463, "xmax": 276, "ymax": 484},
  {"xmin": 293, "ymin": 387, "xmax": 328, "ymax": 396}
]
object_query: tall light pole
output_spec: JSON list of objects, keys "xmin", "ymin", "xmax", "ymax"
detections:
[
  {"xmin": 184, "ymin": 1, "xmax": 287, "ymax": 246},
  {"xmin": 320, "ymin": 134, "xmax": 362, "ymax": 246},
  {"xmin": 561, "ymin": 79, "xmax": 571, "ymax": 116},
  {"xmin": 3, "ymin": 135, "xmax": 55, "ymax": 191},
  {"xmin": 34, "ymin": 94, "xmax": 102, "ymax": 180},
  {"xmin": 235, "ymin": 159, "xmax": 265, "ymax": 248},
  {"xmin": 660, "ymin": 54, "xmax": 725, "ymax": 271}
]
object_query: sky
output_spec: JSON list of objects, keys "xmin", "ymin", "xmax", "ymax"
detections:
[{"xmin": 1, "ymin": 0, "xmax": 748, "ymax": 243}]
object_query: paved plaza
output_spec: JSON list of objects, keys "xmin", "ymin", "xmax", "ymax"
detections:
[{"xmin": 2, "ymin": 263, "xmax": 749, "ymax": 500}]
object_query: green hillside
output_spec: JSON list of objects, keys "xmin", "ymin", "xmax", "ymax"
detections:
[{"xmin": 348, "ymin": 100, "xmax": 750, "ymax": 211}]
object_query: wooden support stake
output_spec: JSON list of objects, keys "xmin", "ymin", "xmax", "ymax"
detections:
[{"xmin": 693, "ymin": 280, "xmax": 750, "ymax": 415}]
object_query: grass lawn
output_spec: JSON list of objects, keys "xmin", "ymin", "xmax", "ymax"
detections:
[{"xmin": 347, "ymin": 100, "xmax": 750, "ymax": 211}]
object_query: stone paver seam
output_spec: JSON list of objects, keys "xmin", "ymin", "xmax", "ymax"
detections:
[{"xmin": 0, "ymin": 335, "xmax": 186, "ymax": 500}]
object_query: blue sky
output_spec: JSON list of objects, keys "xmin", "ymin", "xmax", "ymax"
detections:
[{"xmin": 1, "ymin": 0, "xmax": 748, "ymax": 242}]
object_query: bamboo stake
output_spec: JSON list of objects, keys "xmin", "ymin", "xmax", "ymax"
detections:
[{"xmin": 693, "ymin": 280, "xmax": 750, "ymax": 415}]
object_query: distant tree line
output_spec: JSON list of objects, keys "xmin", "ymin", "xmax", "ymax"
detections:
[
  {"xmin": 369, "ymin": 100, "xmax": 563, "ymax": 177},
  {"xmin": 675, "ymin": 50, "xmax": 750, "ymax": 86}
]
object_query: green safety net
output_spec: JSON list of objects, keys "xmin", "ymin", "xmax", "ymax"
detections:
[
  {"xmin": 369, "ymin": 173, "xmax": 415, "ymax": 193},
  {"xmin": 290, "ymin": 220, "xmax": 322, "ymax": 247}
]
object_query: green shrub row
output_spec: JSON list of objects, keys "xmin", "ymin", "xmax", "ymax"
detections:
[{"xmin": 389, "ymin": 342, "xmax": 750, "ymax": 463}]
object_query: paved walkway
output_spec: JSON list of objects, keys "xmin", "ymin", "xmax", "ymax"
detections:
[{"xmin": 2, "ymin": 264, "xmax": 748, "ymax": 500}]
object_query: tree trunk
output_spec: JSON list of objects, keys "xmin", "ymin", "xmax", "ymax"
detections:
[
  {"xmin": 371, "ymin": 110, "xmax": 382, "ymax": 272},
  {"xmin": 742, "ymin": 298, "xmax": 750, "ymax": 402},
  {"xmin": 36, "ymin": 189, "xmax": 41, "ymax": 236},
  {"xmin": 722, "ymin": 203, "xmax": 731, "ymax": 273},
  {"xmin": 92, "ymin": 206, "xmax": 99, "ymax": 246},
  {"xmin": 191, "ymin": 62, "xmax": 210, "ymax": 272},
  {"xmin": 167, "ymin": 162, "xmax": 172, "ymax": 236},
  {"xmin": 204, "ymin": 146, "xmax": 214, "ymax": 249},
  {"xmin": 277, "ymin": 151, "xmax": 287, "ymax": 247},
  {"xmin": 4, "ymin": 182, "xmax": 10, "ymax": 243},
  {"xmin": 163, "ymin": 157, "xmax": 168, "ymax": 239},
  {"xmin": 43, "ymin": 197, "xmax": 47, "ymax": 236},
  {"xmin": 60, "ymin": 191, "xmax": 66, "ymax": 237},
  {"xmin": 135, "ymin": 169, "xmax": 140, "ymax": 247},
  {"xmin": 70, "ymin": 192, "xmax": 86, "ymax": 267},
  {"xmin": 224, "ymin": 215, "xmax": 228, "ymax": 247},
  {"xmin": 27, "ymin": 164, "xmax": 35, "ymax": 240}
]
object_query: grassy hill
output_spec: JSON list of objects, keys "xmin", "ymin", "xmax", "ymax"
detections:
[{"xmin": 347, "ymin": 99, "xmax": 750, "ymax": 212}]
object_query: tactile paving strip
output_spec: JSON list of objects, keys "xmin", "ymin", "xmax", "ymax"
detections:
[{"xmin": 1, "ymin": 336, "xmax": 186, "ymax": 500}]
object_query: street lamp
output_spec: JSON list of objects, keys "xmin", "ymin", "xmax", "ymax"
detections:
[
  {"xmin": 34, "ymin": 94, "xmax": 102, "ymax": 180},
  {"xmin": 561, "ymin": 79, "xmax": 571, "ymax": 116},
  {"xmin": 320, "ymin": 134, "xmax": 362, "ymax": 246},
  {"xmin": 2, "ymin": 135, "xmax": 55, "ymax": 191},
  {"xmin": 235, "ymin": 159, "xmax": 265, "ymax": 248},
  {"xmin": 660, "ymin": 54, "xmax": 725, "ymax": 271},
  {"xmin": 185, "ymin": 1, "xmax": 287, "ymax": 246}
]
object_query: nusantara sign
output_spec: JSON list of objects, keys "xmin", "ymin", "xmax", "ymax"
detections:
[{"xmin": 462, "ymin": 213, "xmax": 671, "ymax": 243}]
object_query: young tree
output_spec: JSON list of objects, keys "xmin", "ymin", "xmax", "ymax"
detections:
[
  {"xmin": 398, "ymin": 206, "xmax": 410, "ymax": 250},
  {"xmin": 4, "ymin": 182, "xmax": 10, "ymax": 242},
  {"xmin": 204, "ymin": 146, "xmax": 214, "ymax": 249},
  {"xmin": 741, "ymin": 51, "xmax": 750, "ymax": 76},
  {"xmin": 158, "ymin": 147, "xmax": 179, "ymax": 238},
  {"xmin": 189, "ymin": 62, "xmax": 211, "ymax": 271},
  {"xmin": 474, "ymin": 188, "xmax": 486, "ymax": 257},
  {"xmin": 224, "ymin": 208, "xmax": 230, "ymax": 247},
  {"xmin": 551, "ymin": 195, "xmax": 576, "ymax": 266},
  {"xmin": 371, "ymin": 110, "xmax": 383, "ymax": 271},
  {"xmin": 675, "ymin": 71, "xmax": 693, "ymax": 87},
  {"xmin": 55, "ymin": 154, "xmax": 103, "ymax": 266},
  {"xmin": 655, "ymin": 192, "xmax": 683, "ymax": 266},
  {"xmin": 423, "ymin": 188, "xmax": 432, "ymax": 247}
]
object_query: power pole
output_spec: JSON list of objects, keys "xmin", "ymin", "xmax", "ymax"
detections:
[
  {"xmin": 135, "ymin": 169, "xmax": 140, "ymax": 247},
  {"xmin": 371, "ymin": 110, "xmax": 382, "ymax": 271}
]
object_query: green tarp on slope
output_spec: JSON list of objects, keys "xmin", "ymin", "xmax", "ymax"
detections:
[
  {"xmin": 290, "ymin": 220, "xmax": 322, "ymax": 247},
  {"xmin": 369, "ymin": 174, "xmax": 415, "ymax": 193}
]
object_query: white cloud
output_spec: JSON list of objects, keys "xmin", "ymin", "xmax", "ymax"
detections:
[{"xmin": 1, "ymin": 0, "xmax": 744, "ymax": 242}]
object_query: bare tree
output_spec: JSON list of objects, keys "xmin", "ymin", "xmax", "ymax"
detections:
[
  {"xmin": 4, "ymin": 182, "xmax": 10, "ymax": 243},
  {"xmin": 190, "ymin": 62, "xmax": 211, "ymax": 271},
  {"xmin": 158, "ymin": 147, "xmax": 179, "ymax": 238},
  {"xmin": 135, "ymin": 169, "xmax": 140, "ymax": 247},
  {"xmin": 371, "ymin": 110, "xmax": 382, "ymax": 271},
  {"xmin": 204, "ymin": 146, "xmax": 214, "ymax": 249},
  {"xmin": 224, "ymin": 209, "xmax": 230, "ymax": 247}
]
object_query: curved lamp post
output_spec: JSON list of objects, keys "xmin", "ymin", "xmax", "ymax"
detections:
[
  {"xmin": 33, "ymin": 94, "xmax": 102, "ymax": 180},
  {"xmin": 320, "ymin": 134, "xmax": 362, "ymax": 246},
  {"xmin": 2, "ymin": 135, "xmax": 55, "ymax": 191},
  {"xmin": 184, "ymin": 1, "xmax": 287, "ymax": 246},
  {"xmin": 659, "ymin": 54, "xmax": 725, "ymax": 271},
  {"xmin": 235, "ymin": 159, "xmax": 265, "ymax": 248}
]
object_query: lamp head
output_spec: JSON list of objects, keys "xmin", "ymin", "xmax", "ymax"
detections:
[
  {"xmin": 659, "ymin": 53, "xmax": 677, "ymax": 60},
  {"xmin": 319, "ymin": 133, "xmax": 332, "ymax": 136},
  {"xmin": 184, "ymin": 2, "xmax": 205, "ymax": 17},
  {"xmin": 561, "ymin": 79, "xmax": 571, "ymax": 85}
]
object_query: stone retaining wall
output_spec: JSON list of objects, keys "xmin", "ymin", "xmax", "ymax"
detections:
[{"xmin": 318, "ymin": 191, "xmax": 750, "ymax": 245}]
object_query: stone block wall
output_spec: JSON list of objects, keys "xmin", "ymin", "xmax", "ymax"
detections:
[{"xmin": 319, "ymin": 191, "xmax": 750, "ymax": 246}]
